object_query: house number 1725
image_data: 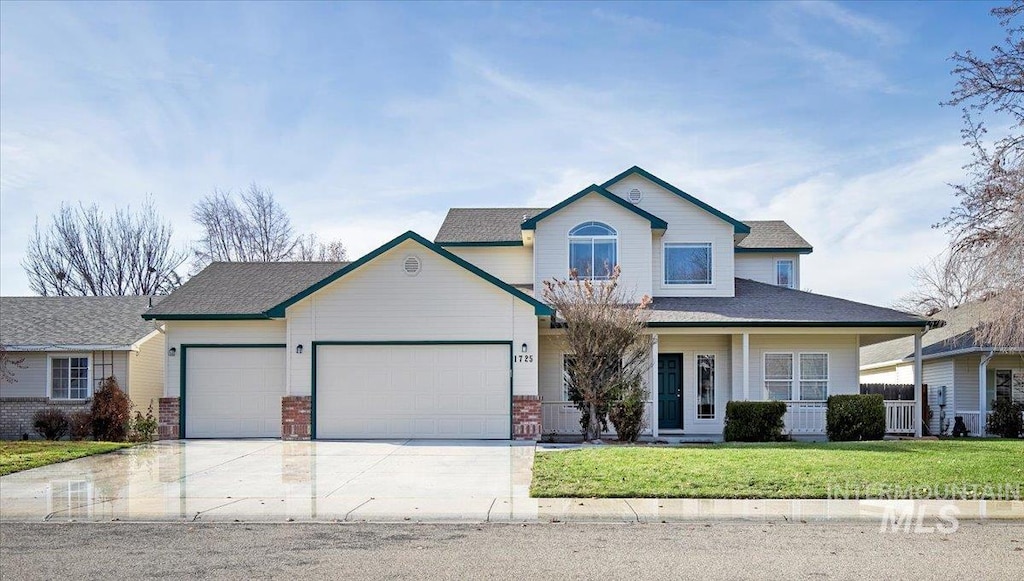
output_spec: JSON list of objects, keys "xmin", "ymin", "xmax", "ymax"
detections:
[{"xmin": 514, "ymin": 354, "xmax": 533, "ymax": 363}]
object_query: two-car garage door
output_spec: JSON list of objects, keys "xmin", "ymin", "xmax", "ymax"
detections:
[{"xmin": 315, "ymin": 344, "xmax": 510, "ymax": 439}]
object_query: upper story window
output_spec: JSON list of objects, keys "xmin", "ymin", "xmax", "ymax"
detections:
[
  {"xmin": 776, "ymin": 259, "xmax": 794, "ymax": 288},
  {"xmin": 664, "ymin": 243, "xmax": 712, "ymax": 285},
  {"xmin": 569, "ymin": 222, "xmax": 617, "ymax": 280}
]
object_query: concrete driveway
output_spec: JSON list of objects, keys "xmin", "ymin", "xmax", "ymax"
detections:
[{"xmin": 0, "ymin": 440, "xmax": 536, "ymax": 522}]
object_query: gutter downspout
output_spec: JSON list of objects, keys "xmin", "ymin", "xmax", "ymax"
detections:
[{"xmin": 979, "ymin": 350, "xmax": 995, "ymax": 437}]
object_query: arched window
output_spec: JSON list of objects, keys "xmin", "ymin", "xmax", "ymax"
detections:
[{"xmin": 568, "ymin": 221, "xmax": 617, "ymax": 280}]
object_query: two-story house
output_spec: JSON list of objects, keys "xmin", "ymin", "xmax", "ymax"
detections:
[{"xmin": 143, "ymin": 166, "xmax": 931, "ymax": 441}]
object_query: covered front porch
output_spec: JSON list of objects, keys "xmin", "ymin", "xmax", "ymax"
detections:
[{"xmin": 538, "ymin": 326, "xmax": 927, "ymax": 441}]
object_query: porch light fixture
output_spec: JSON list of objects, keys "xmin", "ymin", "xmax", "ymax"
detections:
[
  {"xmin": 296, "ymin": 344, "xmax": 304, "ymax": 355},
  {"xmin": 521, "ymin": 343, "xmax": 528, "ymax": 353},
  {"xmin": 168, "ymin": 347, "xmax": 176, "ymax": 357}
]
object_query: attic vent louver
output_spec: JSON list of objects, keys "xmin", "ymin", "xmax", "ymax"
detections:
[
  {"xmin": 403, "ymin": 255, "xmax": 422, "ymax": 276},
  {"xmin": 627, "ymin": 188, "xmax": 643, "ymax": 204}
]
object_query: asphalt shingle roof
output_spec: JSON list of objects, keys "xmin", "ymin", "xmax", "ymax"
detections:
[
  {"xmin": 434, "ymin": 209, "xmax": 811, "ymax": 250},
  {"xmin": 1, "ymin": 296, "xmax": 161, "ymax": 348},
  {"xmin": 860, "ymin": 300, "xmax": 1006, "ymax": 366},
  {"xmin": 435, "ymin": 208, "xmax": 547, "ymax": 244},
  {"xmin": 647, "ymin": 279, "xmax": 929, "ymax": 326},
  {"xmin": 735, "ymin": 220, "xmax": 812, "ymax": 251},
  {"xmin": 142, "ymin": 262, "xmax": 348, "ymax": 318}
]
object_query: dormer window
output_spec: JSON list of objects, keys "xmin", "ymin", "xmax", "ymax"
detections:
[{"xmin": 568, "ymin": 222, "xmax": 617, "ymax": 280}]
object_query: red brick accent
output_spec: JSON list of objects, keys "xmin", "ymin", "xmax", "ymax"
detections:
[
  {"xmin": 158, "ymin": 397, "xmax": 180, "ymax": 440},
  {"xmin": 282, "ymin": 396, "xmax": 312, "ymax": 441},
  {"xmin": 512, "ymin": 395, "xmax": 542, "ymax": 441}
]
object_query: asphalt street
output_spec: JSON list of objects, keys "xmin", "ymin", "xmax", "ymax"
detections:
[{"xmin": 1, "ymin": 521, "xmax": 1022, "ymax": 580}]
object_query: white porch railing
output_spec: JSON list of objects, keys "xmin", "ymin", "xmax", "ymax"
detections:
[
  {"xmin": 884, "ymin": 401, "xmax": 916, "ymax": 435},
  {"xmin": 957, "ymin": 411, "xmax": 983, "ymax": 435},
  {"xmin": 540, "ymin": 400, "xmax": 655, "ymax": 437},
  {"xmin": 783, "ymin": 401, "xmax": 827, "ymax": 435}
]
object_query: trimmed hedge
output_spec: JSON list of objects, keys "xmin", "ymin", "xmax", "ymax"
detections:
[
  {"xmin": 724, "ymin": 401, "xmax": 788, "ymax": 442},
  {"xmin": 826, "ymin": 394, "xmax": 885, "ymax": 441}
]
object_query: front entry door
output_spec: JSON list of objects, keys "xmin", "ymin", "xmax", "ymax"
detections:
[{"xmin": 658, "ymin": 354, "xmax": 682, "ymax": 430}]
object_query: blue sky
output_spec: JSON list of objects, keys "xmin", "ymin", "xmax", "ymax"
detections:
[{"xmin": 0, "ymin": 1, "xmax": 1005, "ymax": 304}]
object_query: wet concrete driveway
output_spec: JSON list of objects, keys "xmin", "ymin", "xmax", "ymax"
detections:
[{"xmin": 0, "ymin": 440, "xmax": 536, "ymax": 522}]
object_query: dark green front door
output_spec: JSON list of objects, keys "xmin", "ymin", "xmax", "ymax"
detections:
[{"xmin": 658, "ymin": 354, "xmax": 682, "ymax": 430}]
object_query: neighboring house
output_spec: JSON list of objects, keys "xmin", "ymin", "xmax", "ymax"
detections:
[
  {"xmin": 860, "ymin": 300, "xmax": 1024, "ymax": 436},
  {"xmin": 0, "ymin": 296, "xmax": 166, "ymax": 440},
  {"xmin": 143, "ymin": 166, "xmax": 932, "ymax": 442}
]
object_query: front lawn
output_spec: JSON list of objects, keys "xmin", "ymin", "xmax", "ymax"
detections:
[
  {"xmin": 531, "ymin": 440, "xmax": 1024, "ymax": 498},
  {"xmin": 0, "ymin": 441, "xmax": 134, "ymax": 476}
]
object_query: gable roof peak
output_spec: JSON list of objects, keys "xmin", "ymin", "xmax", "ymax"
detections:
[
  {"xmin": 602, "ymin": 166, "xmax": 751, "ymax": 234},
  {"xmin": 520, "ymin": 184, "xmax": 668, "ymax": 231}
]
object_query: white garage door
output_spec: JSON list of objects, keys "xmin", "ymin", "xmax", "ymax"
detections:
[
  {"xmin": 185, "ymin": 347, "xmax": 285, "ymax": 438},
  {"xmin": 316, "ymin": 344, "xmax": 510, "ymax": 439}
]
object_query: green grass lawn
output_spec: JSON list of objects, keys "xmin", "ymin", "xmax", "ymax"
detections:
[
  {"xmin": 0, "ymin": 441, "xmax": 135, "ymax": 476},
  {"xmin": 531, "ymin": 440, "xmax": 1024, "ymax": 499}
]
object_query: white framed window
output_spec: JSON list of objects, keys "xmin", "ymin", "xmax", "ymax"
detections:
[
  {"xmin": 776, "ymin": 259, "xmax": 794, "ymax": 288},
  {"xmin": 568, "ymin": 222, "xmax": 617, "ymax": 280},
  {"xmin": 764, "ymin": 353, "xmax": 793, "ymax": 400},
  {"xmin": 49, "ymin": 355, "xmax": 91, "ymax": 400},
  {"xmin": 562, "ymin": 354, "xmax": 576, "ymax": 402},
  {"xmin": 697, "ymin": 354, "xmax": 716, "ymax": 419},
  {"xmin": 664, "ymin": 242, "xmax": 712, "ymax": 285},
  {"xmin": 799, "ymin": 353, "xmax": 829, "ymax": 401}
]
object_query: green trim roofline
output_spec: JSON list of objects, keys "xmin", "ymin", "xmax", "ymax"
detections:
[
  {"xmin": 735, "ymin": 247, "xmax": 813, "ymax": 254},
  {"xmin": 264, "ymin": 231, "xmax": 554, "ymax": 317},
  {"xmin": 601, "ymin": 166, "xmax": 751, "ymax": 234},
  {"xmin": 436, "ymin": 240, "xmax": 525, "ymax": 247},
  {"xmin": 520, "ymin": 185, "xmax": 669, "ymax": 231},
  {"xmin": 177, "ymin": 343, "xmax": 286, "ymax": 438},
  {"xmin": 143, "ymin": 313, "xmax": 271, "ymax": 321},
  {"xmin": 645, "ymin": 321, "xmax": 931, "ymax": 328},
  {"xmin": 309, "ymin": 340, "xmax": 514, "ymax": 440}
]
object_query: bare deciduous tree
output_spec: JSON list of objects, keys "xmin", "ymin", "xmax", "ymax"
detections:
[
  {"xmin": 893, "ymin": 249, "xmax": 992, "ymax": 315},
  {"xmin": 192, "ymin": 184, "xmax": 349, "ymax": 266},
  {"xmin": 22, "ymin": 200, "xmax": 186, "ymax": 296},
  {"xmin": 942, "ymin": 1, "xmax": 1024, "ymax": 348},
  {"xmin": 294, "ymin": 233, "xmax": 349, "ymax": 261},
  {"xmin": 192, "ymin": 184, "xmax": 299, "ymax": 265},
  {"xmin": 1, "ymin": 346, "xmax": 27, "ymax": 384},
  {"xmin": 542, "ymin": 267, "xmax": 653, "ymax": 442}
]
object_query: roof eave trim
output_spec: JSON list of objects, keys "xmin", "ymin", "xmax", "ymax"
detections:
[
  {"xmin": 141, "ymin": 313, "xmax": 272, "ymax": 321},
  {"xmin": 520, "ymin": 185, "xmax": 668, "ymax": 231},
  {"xmin": 601, "ymin": 166, "xmax": 751, "ymax": 234},
  {"xmin": 1, "ymin": 344, "xmax": 137, "ymax": 352},
  {"xmin": 264, "ymin": 231, "xmax": 555, "ymax": 317},
  {"xmin": 436, "ymin": 240, "xmax": 524, "ymax": 247},
  {"xmin": 735, "ymin": 247, "xmax": 814, "ymax": 254},
  {"xmin": 645, "ymin": 321, "xmax": 932, "ymax": 328},
  {"xmin": 878, "ymin": 345, "xmax": 1024, "ymax": 366}
]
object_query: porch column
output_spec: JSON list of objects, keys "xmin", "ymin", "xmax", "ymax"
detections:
[
  {"xmin": 742, "ymin": 332, "xmax": 750, "ymax": 401},
  {"xmin": 913, "ymin": 332, "xmax": 923, "ymax": 438},
  {"xmin": 979, "ymin": 351, "xmax": 994, "ymax": 437},
  {"xmin": 651, "ymin": 334, "xmax": 659, "ymax": 438}
]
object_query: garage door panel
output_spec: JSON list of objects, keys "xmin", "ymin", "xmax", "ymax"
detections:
[
  {"xmin": 317, "ymin": 344, "xmax": 510, "ymax": 439},
  {"xmin": 186, "ymin": 347, "xmax": 285, "ymax": 438}
]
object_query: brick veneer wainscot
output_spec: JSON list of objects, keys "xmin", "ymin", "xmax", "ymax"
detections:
[
  {"xmin": 0, "ymin": 398, "xmax": 91, "ymax": 440},
  {"xmin": 512, "ymin": 395, "xmax": 541, "ymax": 441},
  {"xmin": 158, "ymin": 397, "xmax": 180, "ymax": 440},
  {"xmin": 281, "ymin": 396, "xmax": 312, "ymax": 441}
]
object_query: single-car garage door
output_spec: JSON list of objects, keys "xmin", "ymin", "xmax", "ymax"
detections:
[
  {"xmin": 185, "ymin": 347, "xmax": 285, "ymax": 438},
  {"xmin": 316, "ymin": 343, "xmax": 510, "ymax": 439}
]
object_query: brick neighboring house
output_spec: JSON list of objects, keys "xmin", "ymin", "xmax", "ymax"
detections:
[{"xmin": 0, "ymin": 296, "xmax": 165, "ymax": 440}]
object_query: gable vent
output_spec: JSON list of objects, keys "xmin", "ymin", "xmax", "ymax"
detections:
[
  {"xmin": 403, "ymin": 255, "xmax": 422, "ymax": 276},
  {"xmin": 627, "ymin": 188, "xmax": 643, "ymax": 204}
]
